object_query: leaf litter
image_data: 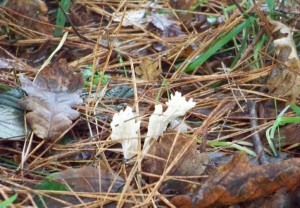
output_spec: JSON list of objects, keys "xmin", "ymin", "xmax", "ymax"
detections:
[
  {"xmin": 0, "ymin": 0, "xmax": 299, "ymax": 207},
  {"xmin": 18, "ymin": 58, "xmax": 83, "ymax": 141}
]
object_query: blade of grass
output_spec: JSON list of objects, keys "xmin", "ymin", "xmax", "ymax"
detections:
[
  {"xmin": 266, "ymin": 104, "xmax": 300, "ymax": 155},
  {"xmin": 253, "ymin": 33, "xmax": 268, "ymax": 69},
  {"xmin": 290, "ymin": 103, "xmax": 300, "ymax": 115},
  {"xmin": 0, "ymin": 193, "xmax": 17, "ymax": 207},
  {"xmin": 230, "ymin": 20, "xmax": 249, "ymax": 67},
  {"xmin": 208, "ymin": 141, "xmax": 257, "ymax": 157},
  {"xmin": 54, "ymin": 0, "xmax": 70, "ymax": 37},
  {"xmin": 266, "ymin": 0, "xmax": 275, "ymax": 18},
  {"xmin": 185, "ymin": 17, "xmax": 255, "ymax": 72}
]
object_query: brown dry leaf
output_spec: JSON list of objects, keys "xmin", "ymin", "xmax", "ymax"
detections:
[
  {"xmin": 170, "ymin": 195, "xmax": 193, "ymax": 208},
  {"xmin": 150, "ymin": 13, "xmax": 185, "ymax": 38},
  {"xmin": 4, "ymin": 0, "xmax": 52, "ymax": 36},
  {"xmin": 144, "ymin": 132, "xmax": 208, "ymax": 194},
  {"xmin": 169, "ymin": 0, "xmax": 197, "ymax": 24},
  {"xmin": 38, "ymin": 165, "xmax": 125, "ymax": 208},
  {"xmin": 275, "ymin": 123, "xmax": 300, "ymax": 147},
  {"xmin": 18, "ymin": 59, "xmax": 83, "ymax": 141},
  {"xmin": 22, "ymin": 39, "xmax": 51, "ymax": 66},
  {"xmin": 267, "ymin": 20, "xmax": 300, "ymax": 102},
  {"xmin": 135, "ymin": 58, "xmax": 161, "ymax": 81},
  {"xmin": 190, "ymin": 152, "xmax": 300, "ymax": 207},
  {"xmin": 260, "ymin": 188, "xmax": 297, "ymax": 208}
]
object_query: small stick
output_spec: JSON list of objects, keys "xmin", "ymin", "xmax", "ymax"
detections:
[{"xmin": 247, "ymin": 101, "xmax": 269, "ymax": 164}]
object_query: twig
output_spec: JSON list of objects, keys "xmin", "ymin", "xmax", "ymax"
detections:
[
  {"xmin": 247, "ymin": 101, "xmax": 269, "ymax": 164},
  {"xmin": 200, "ymin": 126, "xmax": 207, "ymax": 153}
]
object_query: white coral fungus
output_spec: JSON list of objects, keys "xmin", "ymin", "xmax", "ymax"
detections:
[
  {"xmin": 143, "ymin": 92, "xmax": 196, "ymax": 155},
  {"xmin": 110, "ymin": 106, "xmax": 140, "ymax": 160}
]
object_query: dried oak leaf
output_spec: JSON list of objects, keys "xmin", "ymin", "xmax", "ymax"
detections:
[
  {"xmin": 19, "ymin": 59, "xmax": 83, "ymax": 141},
  {"xmin": 35, "ymin": 164, "xmax": 126, "ymax": 208},
  {"xmin": 267, "ymin": 20, "xmax": 300, "ymax": 102},
  {"xmin": 191, "ymin": 152, "xmax": 300, "ymax": 207},
  {"xmin": 144, "ymin": 132, "xmax": 208, "ymax": 194},
  {"xmin": 135, "ymin": 58, "xmax": 161, "ymax": 81}
]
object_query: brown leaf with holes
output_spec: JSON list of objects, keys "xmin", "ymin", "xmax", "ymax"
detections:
[
  {"xmin": 135, "ymin": 58, "xmax": 161, "ymax": 81},
  {"xmin": 190, "ymin": 152, "xmax": 300, "ymax": 207},
  {"xmin": 267, "ymin": 20, "xmax": 300, "ymax": 102},
  {"xmin": 18, "ymin": 59, "xmax": 83, "ymax": 141},
  {"xmin": 37, "ymin": 164, "xmax": 126, "ymax": 207},
  {"xmin": 144, "ymin": 132, "xmax": 208, "ymax": 195}
]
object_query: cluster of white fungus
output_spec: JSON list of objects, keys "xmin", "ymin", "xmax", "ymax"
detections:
[{"xmin": 110, "ymin": 92, "xmax": 196, "ymax": 160}]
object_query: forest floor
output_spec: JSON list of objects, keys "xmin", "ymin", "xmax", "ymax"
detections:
[{"xmin": 0, "ymin": 0, "xmax": 300, "ymax": 207}]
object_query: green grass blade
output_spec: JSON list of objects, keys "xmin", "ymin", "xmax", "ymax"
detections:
[
  {"xmin": 266, "ymin": 127, "xmax": 277, "ymax": 156},
  {"xmin": 230, "ymin": 20, "xmax": 249, "ymax": 67},
  {"xmin": 290, "ymin": 104, "xmax": 300, "ymax": 116},
  {"xmin": 185, "ymin": 17, "xmax": 254, "ymax": 72},
  {"xmin": 54, "ymin": 0, "xmax": 70, "ymax": 37},
  {"xmin": 208, "ymin": 141, "xmax": 257, "ymax": 157},
  {"xmin": 266, "ymin": 0, "xmax": 275, "ymax": 18},
  {"xmin": 265, "ymin": 104, "xmax": 300, "ymax": 155},
  {"xmin": 253, "ymin": 34, "xmax": 268, "ymax": 68},
  {"xmin": 0, "ymin": 193, "xmax": 17, "ymax": 208}
]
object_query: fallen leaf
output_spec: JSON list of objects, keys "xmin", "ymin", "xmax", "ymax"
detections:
[
  {"xmin": 18, "ymin": 59, "xmax": 83, "ymax": 141},
  {"xmin": 170, "ymin": 118, "xmax": 192, "ymax": 132},
  {"xmin": 144, "ymin": 132, "xmax": 208, "ymax": 194},
  {"xmin": 0, "ymin": 58, "xmax": 24, "ymax": 71},
  {"xmin": 113, "ymin": 9, "xmax": 150, "ymax": 27},
  {"xmin": 275, "ymin": 123, "xmax": 300, "ymax": 147},
  {"xmin": 112, "ymin": 3, "xmax": 163, "ymax": 27},
  {"xmin": 4, "ymin": 0, "xmax": 52, "ymax": 36},
  {"xmin": 260, "ymin": 188, "xmax": 297, "ymax": 208},
  {"xmin": 135, "ymin": 58, "xmax": 161, "ymax": 80},
  {"xmin": 23, "ymin": 39, "xmax": 51, "ymax": 66},
  {"xmin": 191, "ymin": 152, "xmax": 300, "ymax": 207},
  {"xmin": 150, "ymin": 13, "xmax": 187, "ymax": 57},
  {"xmin": 0, "ymin": 89, "xmax": 25, "ymax": 139},
  {"xmin": 170, "ymin": 195, "xmax": 193, "ymax": 208},
  {"xmin": 34, "ymin": 164, "xmax": 126, "ymax": 208},
  {"xmin": 267, "ymin": 20, "xmax": 300, "ymax": 102},
  {"xmin": 169, "ymin": 0, "xmax": 197, "ymax": 24},
  {"xmin": 151, "ymin": 13, "xmax": 183, "ymax": 36}
]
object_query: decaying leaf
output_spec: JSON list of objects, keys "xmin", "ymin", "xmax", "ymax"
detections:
[
  {"xmin": 144, "ymin": 133, "xmax": 208, "ymax": 194},
  {"xmin": 18, "ymin": 59, "xmax": 83, "ymax": 141},
  {"xmin": 275, "ymin": 123, "xmax": 300, "ymax": 147},
  {"xmin": 113, "ymin": 9, "xmax": 150, "ymax": 27},
  {"xmin": 267, "ymin": 20, "xmax": 300, "ymax": 102},
  {"xmin": 4, "ymin": 0, "xmax": 52, "ymax": 36},
  {"xmin": 135, "ymin": 58, "xmax": 161, "ymax": 80},
  {"xmin": 170, "ymin": 118, "xmax": 192, "ymax": 133},
  {"xmin": 190, "ymin": 152, "xmax": 300, "ymax": 207},
  {"xmin": 0, "ymin": 89, "xmax": 26, "ymax": 139},
  {"xmin": 34, "ymin": 165, "xmax": 125, "ymax": 208},
  {"xmin": 112, "ymin": 3, "xmax": 163, "ymax": 28},
  {"xmin": 150, "ymin": 13, "xmax": 184, "ymax": 37},
  {"xmin": 169, "ymin": 0, "xmax": 198, "ymax": 24},
  {"xmin": 260, "ymin": 188, "xmax": 298, "ymax": 208}
]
